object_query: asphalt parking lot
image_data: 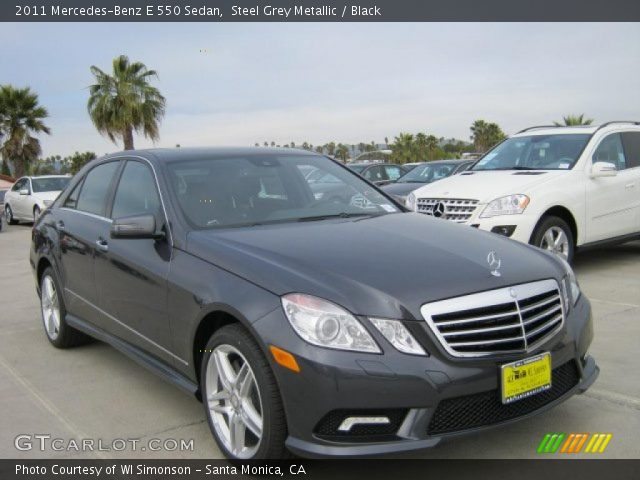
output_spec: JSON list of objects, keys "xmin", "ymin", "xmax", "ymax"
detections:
[{"xmin": 0, "ymin": 222, "xmax": 638, "ymax": 459}]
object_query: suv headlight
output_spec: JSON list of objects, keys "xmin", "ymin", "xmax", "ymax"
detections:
[
  {"xmin": 281, "ymin": 294, "xmax": 380, "ymax": 353},
  {"xmin": 406, "ymin": 192, "xmax": 417, "ymax": 211},
  {"xmin": 369, "ymin": 318, "xmax": 426, "ymax": 355},
  {"xmin": 557, "ymin": 257, "xmax": 580, "ymax": 309},
  {"xmin": 480, "ymin": 194, "xmax": 530, "ymax": 218}
]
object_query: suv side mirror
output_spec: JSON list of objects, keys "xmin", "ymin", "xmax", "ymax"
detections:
[
  {"xmin": 591, "ymin": 161, "xmax": 617, "ymax": 178},
  {"xmin": 19, "ymin": 188, "xmax": 30, "ymax": 196},
  {"xmin": 110, "ymin": 214, "xmax": 161, "ymax": 239}
]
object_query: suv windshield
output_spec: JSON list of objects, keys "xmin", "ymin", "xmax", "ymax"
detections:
[
  {"xmin": 397, "ymin": 162, "xmax": 458, "ymax": 183},
  {"xmin": 167, "ymin": 155, "xmax": 400, "ymax": 229},
  {"xmin": 472, "ymin": 134, "xmax": 591, "ymax": 171},
  {"xmin": 31, "ymin": 177, "xmax": 70, "ymax": 193}
]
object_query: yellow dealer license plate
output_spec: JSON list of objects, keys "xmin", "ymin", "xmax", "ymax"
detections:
[{"xmin": 501, "ymin": 352, "xmax": 552, "ymax": 404}]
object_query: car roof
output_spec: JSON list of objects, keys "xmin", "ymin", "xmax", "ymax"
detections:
[
  {"xmin": 512, "ymin": 122, "xmax": 640, "ymax": 138},
  {"xmin": 27, "ymin": 175, "xmax": 70, "ymax": 179},
  {"xmin": 104, "ymin": 147, "xmax": 320, "ymax": 163}
]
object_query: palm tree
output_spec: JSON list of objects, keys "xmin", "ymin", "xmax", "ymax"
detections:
[
  {"xmin": 470, "ymin": 119, "xmax": 506, "ymax": 152},
  {"xmin": 325, "ymin": 142, "xmax": 336, "ymax": 157},
  {"xmin": 87, "ymin": 55, "xmax": 166, "ymax": 150},
  {"xmin": 336, "ymin": 143, "xmax": 350, "ymax": 162},
  {"xmin": 0, "ymin": 85, "xmax": 51, "ymax": 177},
  {"xmin": 390, "ymin": 133, "xmax": 415, "ymax": 164},
  {"xmin": 315, "ymin": 145, "xmax": 324, "ymax": 154},
  {"xmin": 554, "ymin": 114, "xmax": 593, "ymax": 126}
]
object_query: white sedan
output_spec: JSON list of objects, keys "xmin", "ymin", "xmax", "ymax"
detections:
[{"xmin": 4, "ymin": 175, "xmax": 70, "ymax": 224}]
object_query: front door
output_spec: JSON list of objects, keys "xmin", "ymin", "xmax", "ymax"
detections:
[
  {"xmin": 586, "ymin": 133, "xmax": 638, "ymax": 242},
  {"xmin": 93, "ymin": 159, "xmax": 176, "ymax": 366}
]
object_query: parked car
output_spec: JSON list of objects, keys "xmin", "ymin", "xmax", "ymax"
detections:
[
  {"xmin": 0, "ymin": 189, "xmax": 6, "ymax": 231},
  {"xmin": 347, "ymin": 162, "xmax": 408, "ymax": 186},
  {"xmin": 407, "ymin": 122, "xmax": 640, "ymax": 262},
  {"xmin": 382, "ymin": 159, "xmax": 474, "ymax": 205},
  {"xmin": 4, "ymin": 175, "xmax": 70, "ymax": 224},
  {"xmin": 31, "ymin": 148, "xmax": 597, "ymax": 459},
  {"xmin": 304, "ymin": 167, "xmax": 358, "ymax": 203}
]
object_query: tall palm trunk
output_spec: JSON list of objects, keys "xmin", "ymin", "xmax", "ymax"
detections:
[{"xmin": 123, "ymin": 126, "xmax": 134, "ymax": 150}]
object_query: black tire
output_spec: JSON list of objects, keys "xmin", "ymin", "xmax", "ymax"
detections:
[
  {"xmin": 33, "ymin": 205, "xmax": 41, "ymax": 221},
  {"xmin": 530, "ymin": 215, "xmax": 575, "ymax": 263},
  {"xmin": 39, "ymin": 266, "xmax": 91, "ymax": 348},
  {"xmin": 5, "ymin": 205, "xmax": 18, "ymax": 225},
  {"xmin": 200, "ymin": 323, "xmax": 289, "ymax": 459}
]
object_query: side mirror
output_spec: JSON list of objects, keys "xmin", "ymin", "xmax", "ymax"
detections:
[
  {"xmin": 19, "ymin": 189, "xmax": 30, "ymax": 196},
  {"xmin": 110, "ymin": 214, "xmax": 161, "ymax": 239},
  {"xmin": 591, "ymin": 161, "xmax": 618, "ymax": 178}
]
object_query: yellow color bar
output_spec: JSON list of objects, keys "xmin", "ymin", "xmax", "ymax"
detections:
[{"xmin": 598, "ymin": 434, "xmax": 613, "ymax": 453}]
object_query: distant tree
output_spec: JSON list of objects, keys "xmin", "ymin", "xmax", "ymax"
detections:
[
  {"xmin": 554, "ymin": 114, "xmax": 593, "ymax": 126},
  {"xmin": 254, "ymin": 142, "xmax": 259, "ymax": 147},
  {"xmin": 0, "ymin": 85, "xmax": 51, "ymax": 177},
  {"xmin": 271, "ymin": 141, "xmax": 275, "ymax": 147},
  {"xmin": 1, "ymin": 160, "xmax": 12, "ymax": 176},
  {"xmin": 335, "ymin": 143, "xmax": 350, "ymax": 162},
  {"xmin": 470, "ymin": 120, "xmax": 506, "ymax": 152},
  {"xmin": 263, "ymin": 141, "xmax": 268, "ymax": 147},
  {"xmin": 301, "ymin": 141, "xmax": 310, "ymax": 151},
  {"xmin": 324, "ymin": 142, "xmax": 336, "ymax": 157},
  {"xmin": 88, "ymin": 55, "xmax": 166, "ymax": 150},
  {"xmin": 290, "ymin": 141, "xmax": 295, "ymax": 148},
  {"xmin": 390, "ymin": 133, "xmax": 415, "ymax": 164},
  {"xmin": 315, "ymin": 145, "xmax": 324, "ymax": 154},
  {"xmin": 68, "ymin": 151, "xmax": 97, "ymax": 174}
]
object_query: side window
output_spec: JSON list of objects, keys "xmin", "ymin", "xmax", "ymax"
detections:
[
  {"xmin": 76, "ymin": 162, "xmax": 120, "ymax": 216},
  {"xmin": 384, "ymin": 165, "xmax": 403, "ymax": 181},
  {"xmin": 364, "ymin": 166, "xmax": 386, "ymax": 181},
  {"xmin": 12, "ymin": 179, "xmax": 25, "ymax": 191},
  {"xmin": 593, "ymin": 134, "xmax": 626, "ymax": 170},
  {"xmin": 621, "ymin": 132, "xmax": 640, "ymax": 169},
  {"xmin": 63, "ymin": 180, "xmax": 83, "ymax": 209},
  {"xmin": 111, "ymin": 161, "xmax": 161, "ymax": 219}
]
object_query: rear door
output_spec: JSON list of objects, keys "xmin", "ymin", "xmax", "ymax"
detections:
[
  {"xmin": 56, "ymin": 161, "xmax": 121, "ymax": 326},
  {"xmin": 93, "ymin": 159, "xmax": 175, "ymax": 365},
  {"xmin": 585, "ymin": 133, "xmax": 637, "ymax": 242}
]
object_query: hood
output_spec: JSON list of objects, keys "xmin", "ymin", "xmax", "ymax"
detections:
[
  {"xmin": 186, "ymin": 213, "xmax": 563, "ymax": 320},
  {"xmin": 380, "ymin": 182, "xmax": 424, "ymax": 197},
  {"xmin": 32, "ymin": 191, "xmax": 62, "ymax": 202},
  {"xmin": 411, "ymin": 170, "xmax": 565, "ymax": 203}
]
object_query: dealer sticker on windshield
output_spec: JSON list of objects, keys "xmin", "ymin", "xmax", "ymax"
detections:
[{"xmin": 501, "ymin": 352, "xmax": 552, "ymax": 404}]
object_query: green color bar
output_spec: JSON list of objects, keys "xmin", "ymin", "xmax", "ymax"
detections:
[
  {"xmin": 537, "ymin": 434, "xmax": 552, "ymax": 453},
  {"xmin": 550, "ymin": 433, "xmax": 566, "ymax": 453}
]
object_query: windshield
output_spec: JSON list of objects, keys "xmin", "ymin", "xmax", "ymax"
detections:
[
  {"xmin": 31, "ymin": 177, "xmax": 70, "ymax": 193},
  {"xmin": 398, "ymin": 162, "xmax": 459, "ymax": 183},
  {"xmin": 167, "ymin": 155, "xmax": 400, "ymax": 229},
  {"xmin": 471, "ymin": 134, "xmax": 591, "ymax": 171}
]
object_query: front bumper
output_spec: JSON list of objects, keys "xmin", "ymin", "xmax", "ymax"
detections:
[{"xmin": 253, "ymin": 295, "xmax": 597, "ymax": 458}]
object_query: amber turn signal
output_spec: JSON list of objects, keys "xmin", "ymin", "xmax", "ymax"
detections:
[{"xmin": 269, "ymin": 345, "xmax": 300, "ymax": 373}]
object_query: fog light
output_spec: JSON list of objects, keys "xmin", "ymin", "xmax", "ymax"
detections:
[
  {"xmin": 337, "ymin": 416, "xmax": 390, "ymax": 432},
  {"xmin": 491, "ymin": 225, "xmax": 516, "ymax": 237}
]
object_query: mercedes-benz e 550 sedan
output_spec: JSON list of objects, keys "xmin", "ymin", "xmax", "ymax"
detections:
[{"xmin": 31, "ymin": 148, "xmax": 598, "ymax": 459}]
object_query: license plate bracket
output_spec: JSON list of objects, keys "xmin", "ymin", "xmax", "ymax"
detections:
[{"xmin": 501, "ymin": 352, "xmax": 552, "ymax": 404}]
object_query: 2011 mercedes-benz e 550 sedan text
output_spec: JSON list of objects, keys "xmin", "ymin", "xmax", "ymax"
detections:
[{"xmin": 30, "ymin": 148, "xmax": 598, "ymax": 459}]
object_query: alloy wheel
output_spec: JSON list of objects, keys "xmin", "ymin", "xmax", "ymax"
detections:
[
  {"xmin": 41, "ymin": 275, "xmax": 61, "ymax": 340},
  {"xmin": 205, "ymin": 344, "xmax": 264, "ymax": 459},
  {"xmin": 5, "ymin": 206, "xmax": 12, "ymax": 222},
  {"xmin": 539, "ymin": 226, "xmax": 570, "ymax": 260}
]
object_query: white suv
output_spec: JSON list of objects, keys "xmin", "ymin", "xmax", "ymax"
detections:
[
  {"xmin": 4, "ymin": 175, "xmax": 70, "ymax": 224},
  {"xmin": 407, "ymin": 121, "xmax": 640, "ymax": 262}
]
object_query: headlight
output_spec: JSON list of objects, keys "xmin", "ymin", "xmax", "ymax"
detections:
[
  {"xmin": 43, "ymin": 200, "xmax": 53, "ymax": 207},
  {"xmin": 557, "ymin": 257, "xmax": 580, "ymax": 309},
  {"xmin": 281, "ymin": 294, "xmax": 380, "ymax": 353},
  {"xmin": 406, "ymin": 192, "xmax": 417, "ymax": 211},
  {"xmin": 369, "ymin": 318, "xmax": 426, "ymax": 355},
  {"xmin": 480, "ymin": 194, "xmax": 530, "ymax": 218}
]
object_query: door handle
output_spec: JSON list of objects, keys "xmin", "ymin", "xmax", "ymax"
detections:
[
  {"xmin": 56, "ymin": 220, "xmax": 65, "ymax": 231},
  {"xmin": 95, "ymin": 238, "xmax": 109, "ymax": 253}
]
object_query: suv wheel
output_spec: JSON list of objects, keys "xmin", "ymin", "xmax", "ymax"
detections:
[
  {"xmin": 5, "ymin": 205, "xmax": 18, "ymax": 225},
  {"xmin": 40, "ymin": 267, "xmax": 90, "ymax": 348},
  {"xmin": 531, "ymin": 216, "xmax": 574, "ymax": 263},
  {"xmin": 201, "ymin": 324, "xmax": 288, "ymax": 459}
]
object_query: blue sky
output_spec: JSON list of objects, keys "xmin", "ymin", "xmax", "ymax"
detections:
[{"xmin": 1, "ymin": 22, "xmax": 639, "ymax": 157}]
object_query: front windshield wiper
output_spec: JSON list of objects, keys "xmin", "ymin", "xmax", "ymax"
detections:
[{"xmin": 295, "ymin": 212, "xmax": 383, "ymax": 222}]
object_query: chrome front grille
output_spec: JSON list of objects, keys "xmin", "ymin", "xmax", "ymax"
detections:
[
  {"xmin": 416, "ymin": 198, "xmax": 478, "ymax": 222},
  {"xmin": 420, "ymin": 279, "xmax": 564, "ymax": 357}
]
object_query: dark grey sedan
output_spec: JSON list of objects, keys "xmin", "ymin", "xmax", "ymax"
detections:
[
  {"xmin": 30, "ymin": 148, "xmax": 598, "ymax": 459},
  {"xmin": 381, "ymin": 159, "xmax": 474, "ymax": 205}
]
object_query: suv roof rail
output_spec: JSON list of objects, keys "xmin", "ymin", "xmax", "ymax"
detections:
[
  {"xmin": 595, "ymin": 121, "xmax": 640, "ymax": 132},
  {"xmin": 516, "ymin": 125, "xmax": 560, "ymax": 134}
]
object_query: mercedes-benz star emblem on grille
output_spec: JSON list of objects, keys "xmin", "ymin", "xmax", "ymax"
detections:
[
  {"xmin": 487, "ymin": 251, "xmax": 502, "ymax": 277},
  {"xmin": 433, "ymin": 202, "xmax": 446, "ymax": 218}
]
